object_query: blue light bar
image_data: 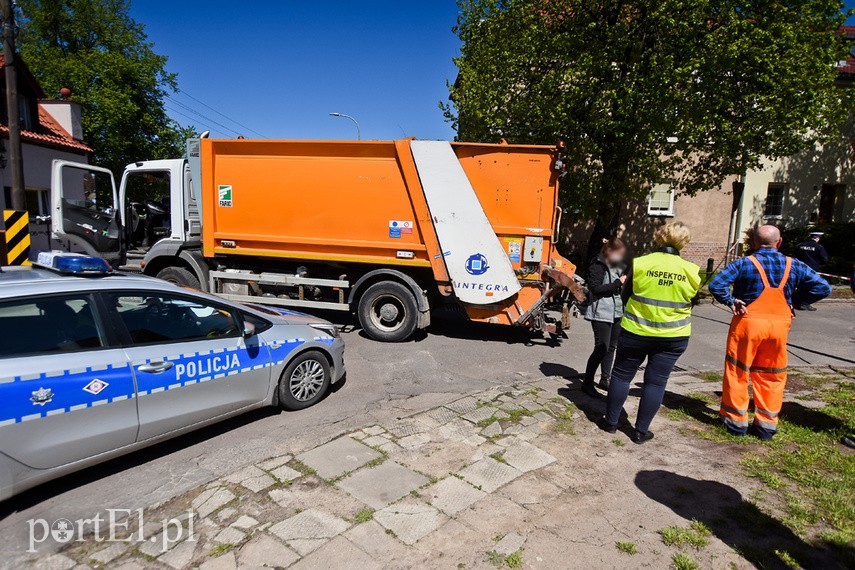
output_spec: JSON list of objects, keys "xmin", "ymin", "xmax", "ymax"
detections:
[{"xmin": 33, "ymin": 251, "xmax": 112, "ymax": 275}]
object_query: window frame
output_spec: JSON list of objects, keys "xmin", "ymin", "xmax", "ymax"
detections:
[
  {"xmin": 100, "ymin": 289, "xmax": 245, "ymax": 349},
  {"xmin": 0, "ymin": 292, "xmax": 117, "ymax": 360},
  {"xmin": 763, "ymin": 183, "xmax": 787, "ymax": 219},
  {"xmin": 647, "ymin": 181, "xmax": 676, "ymax": 217}
]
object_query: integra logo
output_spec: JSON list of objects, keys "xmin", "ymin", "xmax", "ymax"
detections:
[
  {"xmin": 465, "ymin": 253, "xmax": 490, "ymax": 276},
  {"xmin": 454, "ymin": 281, "xmax": 510, "ymax": 292}
]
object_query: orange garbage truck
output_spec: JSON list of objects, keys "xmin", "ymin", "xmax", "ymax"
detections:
[{"xmin": 48, "ymin": 137, "xmax": 582, "ymax": 341}]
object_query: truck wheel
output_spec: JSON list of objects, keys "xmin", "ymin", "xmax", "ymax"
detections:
[
  {"xmin": 357, "ymin": 281, "xmax": 419, "ymax": 342},
  {"xmin": 278, "ymin": 350, "xmax": 331, "ymax": 410},
  {"xmin": 156, "ymin": 266, "xmax": 201, "ymax": 289}
]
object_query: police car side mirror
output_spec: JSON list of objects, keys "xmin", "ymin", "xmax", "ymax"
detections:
[{"xmin": 242, "ymin": 321, "xmax": 257, "ymax": 338}]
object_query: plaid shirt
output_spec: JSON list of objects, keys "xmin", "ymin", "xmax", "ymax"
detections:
[{"xmin": 709, "ymin": 247, "xmax": 831, "ymax": 307}]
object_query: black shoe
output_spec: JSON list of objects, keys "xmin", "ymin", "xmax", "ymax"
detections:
[
  {"xmin": 803, "ymin": 304, "xmax": 817, "ymax": 312},
  {"xmin": 841, "ymin": 435, "xmax": 855, "ymax": 450},
  {"xmin": 598, "ymin": 377, "xmax": 611, "ymax": 391},
  {"xmin": 597, "ymin": 417, "xmax": 617, "ymax": 433},
  {"xmin": 582, "ymin": 382, "xmax": 603, "ymax": 399},
  {"xmin": 632, "ymin": 430, "xmax": 655, "ymax": 444}
]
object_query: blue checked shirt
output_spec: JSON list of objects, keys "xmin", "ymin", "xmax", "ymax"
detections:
[{"xmin": 709, "ymin": 247, "xmax": 831, "ymax": 307}]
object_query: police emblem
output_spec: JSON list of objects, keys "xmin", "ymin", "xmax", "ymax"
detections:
[
  {"xmin": 30, "ymin": 387, "xmax": 54, "ymax": 406},
  {"xmin": 82, "ymin": 378, "xmax": 109, "ymax": 395}
]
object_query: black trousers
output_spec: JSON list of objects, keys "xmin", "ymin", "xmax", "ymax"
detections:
[
  {"xmin": 605, "ymin": 331, "xmax": 689, "ymax": 433},
  {"xmin": 584, "ymin": 318, "xmax": 622, "ymax": 384}
]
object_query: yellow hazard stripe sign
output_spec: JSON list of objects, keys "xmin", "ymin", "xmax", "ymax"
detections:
[{"xmin": 2, "ymin": 210, "xmax": 32, "ymax": 266}]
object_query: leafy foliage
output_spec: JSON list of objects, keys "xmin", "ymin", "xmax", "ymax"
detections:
[
  {"xmin": 444, "ymin": 0, "xmax": 852, "ymax": 246},
  {"xmin": 15, "ymin": 0, "xmax": 195, "ymax": 175}
]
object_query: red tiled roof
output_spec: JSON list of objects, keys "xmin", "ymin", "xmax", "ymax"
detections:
[{"xmin": 0, "ymin": 54, "xmax": 91, "ymax": 154}]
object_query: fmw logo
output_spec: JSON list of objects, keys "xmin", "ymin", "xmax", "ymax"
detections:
[{"xmin": 218, "ymin": 185, "xmax": 233, "ymax": 207}]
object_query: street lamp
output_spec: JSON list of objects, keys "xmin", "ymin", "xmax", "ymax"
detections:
[{"xmin": 329, "ymin": 112, "xmax": 361, "ymax": 140}]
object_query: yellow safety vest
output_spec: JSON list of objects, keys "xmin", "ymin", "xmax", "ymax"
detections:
[{"xmin": 622, "ymin": 251, "xmax": 701, "ymax": 338}]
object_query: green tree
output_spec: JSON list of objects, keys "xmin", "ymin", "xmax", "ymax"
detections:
[
  {"xmin": 14, "ymin": 0, "xmax": 194, "ymax": 176},
  {"xmin": 444, "ymin": 0, "xmax": 852, "ymax": 256}
]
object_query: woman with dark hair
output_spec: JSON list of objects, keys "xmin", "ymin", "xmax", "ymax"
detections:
[{"xmin": 581, "ymin": 237, "xmax": 627, "ymax": 398}]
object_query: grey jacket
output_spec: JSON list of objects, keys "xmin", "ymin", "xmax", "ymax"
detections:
[{"xmin": 584, "ymin": 254, "xmax": 625, "ymax": 323}]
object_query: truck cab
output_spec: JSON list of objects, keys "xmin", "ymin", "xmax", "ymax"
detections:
[{"xmin": 51, "ymin": 154, "xmax": 208, "ymax": 288}]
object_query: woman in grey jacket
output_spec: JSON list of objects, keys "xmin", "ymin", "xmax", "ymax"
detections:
[{"xmin": 582, "ymin": 238, "xmax": 627, "ymax": 398}]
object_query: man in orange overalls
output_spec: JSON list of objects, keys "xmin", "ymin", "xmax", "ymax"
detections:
[{"xmin": 708, "ymin": 226, "xmax": 831, "ymax": 440}]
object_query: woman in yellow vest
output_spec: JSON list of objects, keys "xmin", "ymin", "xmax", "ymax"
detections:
[{"xmin": 599, "ymin": 222, "xmax": 701, "ymax": 444}]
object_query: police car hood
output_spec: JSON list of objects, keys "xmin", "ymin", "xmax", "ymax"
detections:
[{"xmin": 241, "ymin": 303, "xmax": 328, "ymax": 326}]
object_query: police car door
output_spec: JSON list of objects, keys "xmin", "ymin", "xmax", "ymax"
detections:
[
  {"xmin": 0, "ymin": 294, "xmax": 138, "ymax": 470},
  {"xmin": 108, "ymin": 291, "xmax": 271, "ymax": 441},
  {"xmin": 51, "ymin": 161, "xmax": 124, "ymax": 267}
]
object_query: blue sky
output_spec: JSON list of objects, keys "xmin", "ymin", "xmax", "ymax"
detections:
[
  {"xmin": 129, "ymin": 1, "xmax": 460, "ymax": 141},
  {"xmin": 131, "ymin": 1, "xmax": 855, "ymax": 142}
]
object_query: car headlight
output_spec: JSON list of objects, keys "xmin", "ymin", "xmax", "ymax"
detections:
[{"xmin": 310, "ymin": 323, "xmax": 340, "ymax": 338}]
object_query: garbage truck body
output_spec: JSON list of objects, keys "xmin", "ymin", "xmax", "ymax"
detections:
[{"xmin": 48, "ymin": 138, "xmax": 580, "ymax": 341}]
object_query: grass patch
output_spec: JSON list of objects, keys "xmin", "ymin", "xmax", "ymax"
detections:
[
  {"xmin": 208, "ymin": 543, "xmax": 234, "ymax": 557},
  {"xmin": 686, "ymin": 391, "xmax": 717, "ymax": 405},
  {"xmin": 671, "ymin": 552, "xmax": 700, "ymax": 570},
  {"xmin": 477, "ymin": 416, "xmax": 500, "ymax": 428},
  {"xmin": 615, "ymin": 541, "xmax": 637, "ymax": 554},
  {"xmin": 353, "ymin": 508, "xmax": 374, "ymax": 523},
  {"xmin": 659, "ymin": 520, "xmax": 710, "ymax": 550},
  {"xmin": 489, "ymin": 452, "xmax": 508, "ymax": 465},
  {"xmin": 502, "ymin": 408, "xmax": 535, "ymax": 423},
  {"xmin": 487, "ymin": 549, "xmax": 524, "ymax": 568},
  {"xmin": 612, "ymin": 438, "xmax": 626, "ymax": 447},
  {"xmin": 553, "ymin": 420, "xmax": 576, "ymax": 435},
  {"xmin": 694, "ymin": 371, "xmax": 723, "ymax": 382}
]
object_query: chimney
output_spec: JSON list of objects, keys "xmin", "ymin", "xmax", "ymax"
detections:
[{"xmin": 40, "ymin": 99, "xmax": 83, "ymax": 141}]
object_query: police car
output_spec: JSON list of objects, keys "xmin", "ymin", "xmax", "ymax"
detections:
[{"xmin": 0, "ymin": 253, "xmax": 345, "ymax": 501}]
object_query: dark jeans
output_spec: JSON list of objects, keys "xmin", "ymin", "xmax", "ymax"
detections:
[
  {"xmin": 606, "ymin": 331, "xmax": 689, "ymax": 433},
  {"xmin": 584, "ymin": 318, "xmax": 622, "ymax": 384}
]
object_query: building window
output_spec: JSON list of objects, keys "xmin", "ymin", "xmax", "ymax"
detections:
[
  {"xmin": 764, "ymin": 184, "xmax": 786, "ymax": 218},
  {"xmin": 647, "ymin": 182, "xmax": 675, "ymax": 217},
  {"xmin": 18, "ymin": 96, "xmax": 33, "ymax": 131}
]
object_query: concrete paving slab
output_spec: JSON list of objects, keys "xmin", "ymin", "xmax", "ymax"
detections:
[
  {"xmin": 461, "ymin": 406, "xmax": 499, "ymax": 424},
  {"xmin": 199, "ymin": 551, "xmax": 236, "ymax": 570},
  {"xmin": 194, "ymin": 488, "xmax": 236, "ymax": 518},
  {"xmin": 297, "ymin": 437, "xmax": 382, "ymax": 480},
  {"xmin": 444, "ymin": 396, "xmax": 480, "ymax": 415},
  {"xmin": 291, "ymin": 535, "xmax": 383, "ymax": 570},
  {"xmin": 231, "ymin": 515, "xmax": 258, "ymax": 530},
  {"xmin": 398, "ymin": 433, "xmax": 431, "ymax": 450},
  {"xmin": 38, "ymin": 554, "xmax": 76, "ymax": 570},
  {"xmin": 374, "ymin": 501, "xmax": 445, "ymax": 545},
  {"xmin": 498, "ymin": 472, "xmax": 564, "ymax": 507},
  {"xmin": 337, "ymin": 462, "xmax": 429, "ymax": 509},
  {"xmin": 386, "ymin": 418, "xmax": 428, "ymax": 437},
  {"xmin": 236, "ymin": 534, "xmax": 300, "ymax": 568},
  {"xmin": 268, "ymin": 476, "xmax": 367, "ymax": 519},
  {"xmin": 457, "ymin": 457, "xmax": 522, "ymax": 493},
  {"xmin": 493, "ymin": 531, "xmax": 525, "ymax": 556},
  {"xmin": 214, "ymin": 526, "xmax": 245, "ymax": 544},
  {"xmin": 422, "ymin": 405, "xmax": 460, "ymax": 425},
  {"xmin": 362, "ymin": 435, "xmax": 391, "ymax": 448},
  {"xmin": 270, "ymin": 464, "xmax": 302, "ymax": 483},
  {"xmin": 343, "ymin": 520, "xmax": 411, "ymax": 561},
  {"xmin": 501, "ymin": 441, "xmax": 556, "ymax": 473},
  {"xmin": 426, "ymin": 476, "xmax": 486, "ymax": 515},
  {"xmin": 90, "ymin": 543, "xmax": 127, "ymax": 564},
  {"xmin": 257, "ymin": 454, "xmax": 292, "ymax": 471},
  {"xmin": 480, "ymin": 421, "xmax": 502, "ymax": 438},
  {"xmin": 240, "ymin": 473, "xmax": 276, "ymax": 493},
  {"xmin": 363, "ymin": 426, "xmax": 386, "ymax": 436},
  {"xmin": 269, "ymin": 508, "xmax": 350, "ymax": 541},
  {"xmin": 157, "ymin": 539, "xmax": 196, "ymax": 570}
]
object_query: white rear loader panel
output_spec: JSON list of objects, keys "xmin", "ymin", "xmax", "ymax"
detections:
[{"xmin": 410, "ymin": 140, "xmax": 521, "ymax": 305}]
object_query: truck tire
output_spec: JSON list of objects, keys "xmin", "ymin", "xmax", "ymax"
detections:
[
  {"xmin": 357, "ymin": 281, "xmax": 419, "ymax": 342},
  {"xmin": 278, "ymin": 350, "xmax": 331, "ymax": 410},
  {"xmin": 156, "ymin": 266, "xmax": 201, "ymax": 289}
]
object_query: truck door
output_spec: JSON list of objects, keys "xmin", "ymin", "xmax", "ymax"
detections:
[{"xmin": 50, "ymin": 160, "xmax": 123, "ymax": 265}]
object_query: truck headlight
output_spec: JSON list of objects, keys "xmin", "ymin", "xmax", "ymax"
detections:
[{"xmin": 310, "ymin": 323, "xmax": 340, "ymax": 338}]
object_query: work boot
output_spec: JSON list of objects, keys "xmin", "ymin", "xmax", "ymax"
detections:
[
  {"xmin": 632, "ymin": 429, "xmax": 655, "ymax": 444},
  {"xmin": 596, "ymin": 416, "xmax": 617, "ymax": 434},
  {"xmin": 582, "ymin": 380, "xmax": 602, "ymax": 399}
]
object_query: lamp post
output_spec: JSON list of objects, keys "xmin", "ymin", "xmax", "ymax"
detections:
[{"xmin": 328, "ymin": 112, "xmax": 360, "ymax": 140}]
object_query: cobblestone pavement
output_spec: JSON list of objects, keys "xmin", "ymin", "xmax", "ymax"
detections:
[{"xmin": 14, "ymin": 367, "xmax": 838, "ymax": 570}]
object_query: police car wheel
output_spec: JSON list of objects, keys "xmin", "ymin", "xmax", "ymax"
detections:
[
  {"xmin": 156, "ymin": 266, "xmax": 201, "ymax": 289},
  {"xmin": 278, "ymin": 350, "xmax": 331, "ymax": 410},
  {"xmin": 357, "ymin": 281, "xmax": 418, "ymax": 342}
]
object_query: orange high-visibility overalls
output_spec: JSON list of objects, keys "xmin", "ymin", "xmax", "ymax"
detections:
[{"xmin": 720, "ymin": 256, "xmax": 793, "ymax": 434}]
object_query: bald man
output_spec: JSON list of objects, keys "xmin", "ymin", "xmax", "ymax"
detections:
[{"xmin": 709, "ymin": 225, "xmax": 830, "ymax": 440}]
